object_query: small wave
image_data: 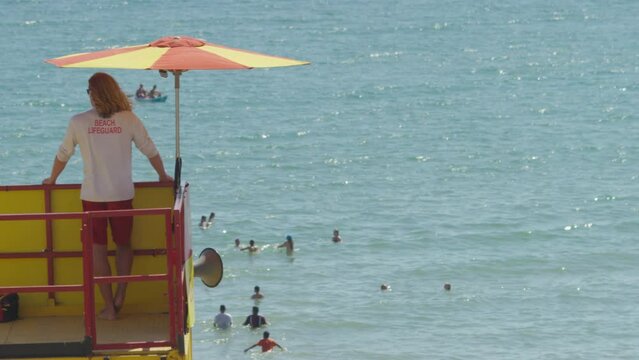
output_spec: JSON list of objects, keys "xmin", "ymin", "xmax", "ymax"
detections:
[{"xmin": 369, "ymin": 51, "xmax": 403, "ymax": 58}]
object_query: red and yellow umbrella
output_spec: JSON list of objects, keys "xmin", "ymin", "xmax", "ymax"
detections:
[
  {"xmin": 46, "ymin": 35, "xmax": 309, "ymax": 184},
  {"xmin": 46, "ymin": 35, "xmax": 309, "ymax": 70}
]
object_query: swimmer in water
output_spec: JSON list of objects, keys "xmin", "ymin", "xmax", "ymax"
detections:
[
  {"xmin": 234, "ymin": 238, "xmax": 241, "ymax": 248},
  {"xmin": 381, "ymin": 283, "xmax": 390, "ymax": 291},
  {"xmin": 241, "ymin": 239, "xmax": 258, "ymax": 253},
  {"xmin": 444, "ymin": 283, "xmax": 451, "ymax": 291},
  {"xmin": 251, "ymin": 285, "xmax": 264, "ymax": 300},
  {"xmin": 135, "ymin": 84, "xmax": 147, "ymax": 99},
  {"xmin": 213, "ymin": 304, "xmax": 232, "ymax": 330},
  {"xmin": 244, "ymin": 331, "xmax": 283, "ymax": 353},
  {"xmin": 332, "ymin": 229, "xmax": 342, "ymax": 243},
  {"xmin": 207, "ymin": 212, "xmax": 215, "ymax": 227},
  {"xmin": 277, "ymin": 235, "xmax": 294, "ymax": 256},
  {"xmin": 198, "ymin": 215, "xmax": 209, "ymax": 229},
  {"xmin": 242, "ymin": 306, "xmax": 268, "ymax": 328}
]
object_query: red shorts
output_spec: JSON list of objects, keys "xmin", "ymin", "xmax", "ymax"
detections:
[{"xmin": 82, "ymin": 199, "xmax": 133, "ymax": 246}]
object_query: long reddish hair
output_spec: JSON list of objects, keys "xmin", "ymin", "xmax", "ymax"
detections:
[{"xmin": 88, "ymin": 72, "xmax": 132, "ymax": 118}]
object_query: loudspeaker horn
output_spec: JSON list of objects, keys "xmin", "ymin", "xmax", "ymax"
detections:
[{"xmin": 194, "ymin": 247, "xmax": 223, "ymax": 288}]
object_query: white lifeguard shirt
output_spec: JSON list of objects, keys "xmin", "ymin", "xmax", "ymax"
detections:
[{"xmin": 56, "ymin": 109, "xmax": 159, "ymax": 202}]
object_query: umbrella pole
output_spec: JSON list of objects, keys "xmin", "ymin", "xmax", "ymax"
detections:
[
  {"xmin": 173, "ymin": 70, "xmax": 182, "ymax": 195},
  {"xmin": 174, "ymin": 70, "xmax": 181, "ymax": 159}
]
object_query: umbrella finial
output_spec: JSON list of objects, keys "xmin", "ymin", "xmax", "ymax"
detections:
[{"xmin": 150, "ymin": 36, "xmax": 205, "ymax": 48}]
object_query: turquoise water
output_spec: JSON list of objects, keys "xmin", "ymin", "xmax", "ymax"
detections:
[{"xmin": 2, "ymin": 0, "xmax": 639, "ymax": 358}]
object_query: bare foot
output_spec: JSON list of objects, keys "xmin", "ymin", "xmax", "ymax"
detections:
[
  {"xmin": 114, "ymin": 296, "xmax": 124, "ymax": 314},
  {"xmin": 98, "ymin": 307, "xmax": 117, "ymax": 320}
]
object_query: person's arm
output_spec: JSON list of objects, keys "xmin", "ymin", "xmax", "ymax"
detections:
[
  {"xmin": 43, "ymin": 156, "xmax": 68, "ymax": 185},
  {"xmin": 275, "ymin": 342, "xmax": 284, "ymax": 351},
  {"xmin": 131, "ymin": 114, "xmax": 171, "ymax": 182},
  {"xmin": 277, "ymin": 242, "xmax": 286, "ymax": 248},
  {"xmin": 244, "ymin": 344, "xmax": 258, "ymax": 353},
  {"xmin": 243, "ymin": 316, "xmax": 250, "ymax": 326},
  {"xmin": 148, "ymin": 154, "xmax": 173, "ymax": 182},
  {"xmin": 44, "ymin": 118, "xmax": 77, "ymax": 185}
]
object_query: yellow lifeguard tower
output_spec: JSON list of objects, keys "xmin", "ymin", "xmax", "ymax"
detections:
[{"xmin": 0, "ymin": 182, "xmax": 215, "ymax": 360}]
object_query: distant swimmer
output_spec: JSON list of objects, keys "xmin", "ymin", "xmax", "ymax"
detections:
[
  {"xmin": 244, "ymin": 331, "xmax": 284, "ymax": 353},
  {"xmin": 251, "ymin": 285, "xmax": 264, "ymax": 300},
  {"xmin": 444, "ymin": 283, "xmax": 451, "ymax": 291},
  {"xmin": 213, "ymin": 304, "xmax": 232, "ymax": 329},
  {"xmin": 148, "ymin": 84, "xmax": 161, "ymax": 98},
  {"xmin": 241, "ymin": 239, "xmax": 258, "ymax": 253},
  {"xmin": 199, "ymin": 216, "xmax": 210, "ymax": 229},
  {"xmin": 332, "ymin": 229, "xmax": 342, "ymax": 243},
  {"xmin": 381, "ymin": 283, "xmax": 390, "ymax": 291},
  {"xmin": 277, "ymin": 235, "xmax": 294, "ymax": 255},
  {"xmin": 135, "ymin": 84, "xmax": 147, "ymax": 98},
  {"xmin": 243, "ymin": 306, "xmax": 268, "ymax": 328},
  {"xmin": 198, "ymin": 212, "xmax": 214, "ymax": 229},
  {"xmin": 234, "ymin": 238, "xmax": 241, "ymax": 248}
]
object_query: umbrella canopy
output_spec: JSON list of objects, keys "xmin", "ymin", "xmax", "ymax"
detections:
[
  {"xmin": 46, "ymin": 35, "xmax": 309, "ymax": 188},
  {"xmin": 46, "ymin": 35, "xmax": 309, "ymax": 70}
]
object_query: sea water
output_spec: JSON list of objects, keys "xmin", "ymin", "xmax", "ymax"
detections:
[{"xmin": 1, "ymin": 0, "xmax": 638, "ymax": 359}]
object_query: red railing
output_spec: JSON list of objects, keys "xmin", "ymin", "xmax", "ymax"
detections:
[
  {"xmin": 0, "ymin": 182, "xmax": 187, "ymax": 353},
  {"xmin": 82, "ymin": 207, "xmax": 175, "ymax": 350}
]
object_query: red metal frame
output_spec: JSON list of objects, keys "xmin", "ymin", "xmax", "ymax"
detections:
[
  {"xmin": 82, "ymin": 211, "xmax": 97, "ymax": 344},
  {"xmin": 0, "ymin": 182, "xmax": 186, "ymax": 353},
  {"xmin": 0, "ymin": 249, "xmax": 167, "ymax": 259},
  {"xmin": 172, "ymin": 185, "xmax": 187, "ymax": 344}
]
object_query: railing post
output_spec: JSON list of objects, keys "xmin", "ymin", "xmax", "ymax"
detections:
[
  {"xmin": 174, "ymin": 199, "xmax": 185, "ymax": 349},
  {"xmin": 165, "ymin": 210, "xmax": 177, "ymax": 347},
  {"xmin": 81, "ymin": 212, "xmax": 97, "ymax": 348}
]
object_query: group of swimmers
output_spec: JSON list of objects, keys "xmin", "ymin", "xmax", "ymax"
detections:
[
  {"xmin": 198, "ymin": 213, "xmax": 451, "ymax": 352},
  {"xmin": 200, "ymin": 214, "xmax": 343, "ymax": 353},
  {"xmin": 200, "ymin": 215, "xmax": 448, "ymax": 293},
  {"xmin": 236, "ymin": 235, "xmax": 294, "ymax": 256},
  {"xmin": 212, "ymin": 286, "xmax": 283, "ymax": 353},
  {"xmin": 232, "ymin": 228, "xmax": 342, "ymax": 255}
]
